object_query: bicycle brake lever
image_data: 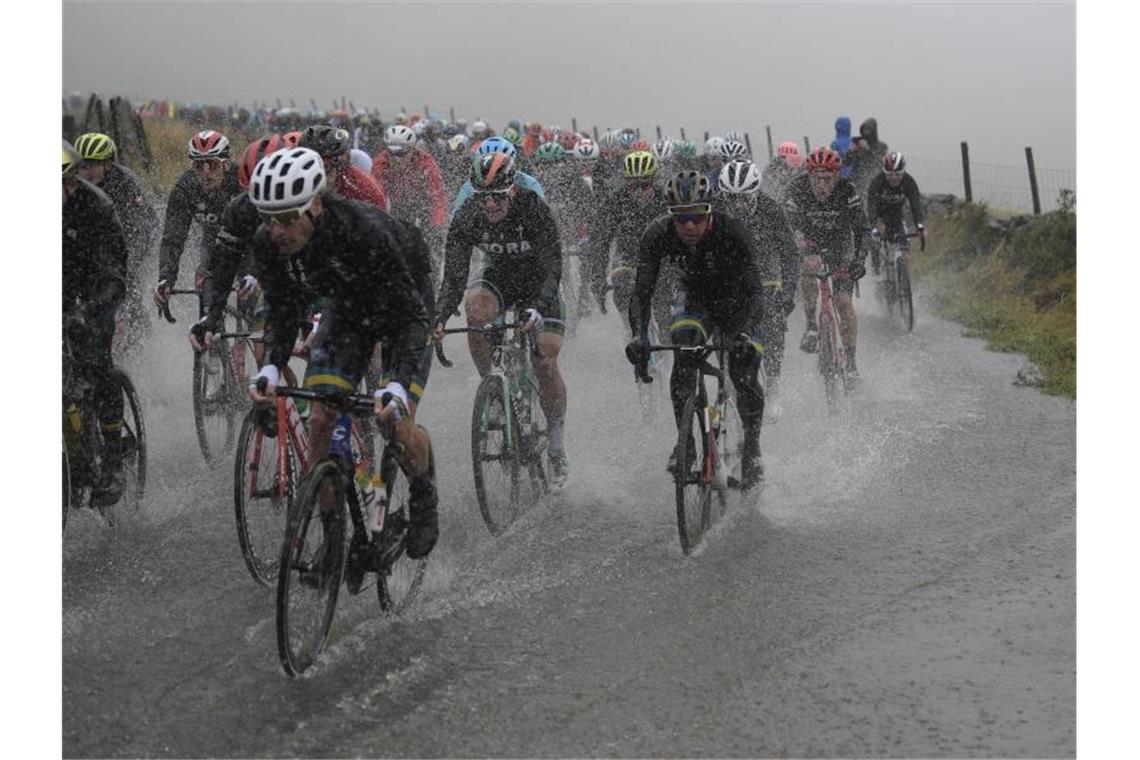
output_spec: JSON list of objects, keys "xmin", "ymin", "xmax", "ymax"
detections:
[
  {"xmin": 159, "ymin": 300, "xmax": 176, "ymax": 324},
  {"xmin": 433, "ymin": 338, "xmax": 454, "ymax": 368}
]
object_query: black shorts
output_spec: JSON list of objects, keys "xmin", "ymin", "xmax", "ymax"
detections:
[{"xmin": 468, "ymin": 265, "xmax": 566, "ymax": 337}]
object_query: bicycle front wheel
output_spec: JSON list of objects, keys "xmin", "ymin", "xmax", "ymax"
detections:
[
  {"xmin": 897, "ymin": 257, "xmax": 915, "ymax": 332},
  {"xmin": 375, "ymin": 445, "xmax": 427, "ymax": 614},
  {"xmin": 234, "ymin": 408, "xmax": 297, "ymax": 587},
  {"xmin": 472, "ymin": 375, "xmax": 523, "ymax": 535},
  {"xmin": 675, "ymin": 394, "xmax": 714, "ymax": 555},
  {"xmin": 192, "ymin": 341, "xmax": 240, "ymax": 466},
  {"xmin": 818, "ymin": 319, "xmax": 840, "ymax": 408},
  {"xmin": 276, "ymin": 458, "xmax": 347, "ymax": 678},
  {"xmin": 114, "ymin": 369, "xmax": 147, "ymax": 511}
]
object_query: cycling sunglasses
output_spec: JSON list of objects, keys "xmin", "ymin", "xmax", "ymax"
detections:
[
  {"xmin": 668, "ymin": 203, "xmax": 712, "ymax": 223},
  {"xmin": 191, "ymin": 159, "xmax": 224, "ymax": 173},
  {"xmin": 474, "ymin": 187, "xmax": 512, "ymax": 199},
  {"xmin": 885, "ymin": 170, "xmax": 905, "ymax": 178},
  {"xmin": 258, "ymin": 200, "xmax": 314, "ymax": 226}
]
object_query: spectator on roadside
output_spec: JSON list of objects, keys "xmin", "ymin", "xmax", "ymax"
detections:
[
  {"xmin": 846, "ymin": 117, "xmax": 889, "ymax": 196},
  {"xmin": 830, "ymin": 116, "xmax": 854, "ymax": 178}
]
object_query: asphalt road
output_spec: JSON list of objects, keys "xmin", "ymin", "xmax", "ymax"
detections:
[{"xmin": 63, "ymin": 285, "xmax": 1075, "ymax": 758}]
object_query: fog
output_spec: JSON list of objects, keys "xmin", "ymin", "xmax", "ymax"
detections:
[{"xmin": 63, "ymin": 0, "xmax": 1074, "ymax": 173}]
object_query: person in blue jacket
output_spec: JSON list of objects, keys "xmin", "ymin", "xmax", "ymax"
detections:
[{"xmin": 830, "ymin": 116, "xmax": 854, "ymax": 179}]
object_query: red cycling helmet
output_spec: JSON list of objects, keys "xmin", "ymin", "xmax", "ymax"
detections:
[
  {"xmin": 558, "ymin": 131, "xmax": 579, "ymax": 151},
  {"xmin": 805, "ymin": 147, "xmax": 841, "ymax": 174},
  {"xmin": 188, "ymin": 130, "xmax": 230, "ymax": 160},
  {"xmin": 238, "ymin": 134, "xmax": 288, "ymax": 189},
  {"xmin": 629, "ymin": 139, "xmax": 651, "ymax": 152},
  {"xmin": 883, "ymin": 151, "xmax": 906, "ymax": 172},
  {"xmin": 777, "ymin": 140, "xmax": 800, "ymax": 159},
  {"xmin": 282, "ymin": 130, "xmax": 302, "ymax": 147}
]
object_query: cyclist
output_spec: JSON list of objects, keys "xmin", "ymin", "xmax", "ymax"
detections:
[
  {"xmin": 434, "ymin": 152, "xmax": 571, "ymax": 488},
  {"xmin": 448, "ymin": 137, "xmax": 545, "ymax": 217},
  {"xmin": 717, "ymin": 159, "xmax": 799, "ymax": 421},
  {"xmin": 301, "ymin": 124, "xmax": 390, "ymax": 212},
  {"xmin": 63, "ymin": 141, "xmax": 130, "ymax": 505},
  {"xmin": 154, "ymin": 130, "xmax": 241, "ymax": 312},
  {"xmin": 760, "ymin": 141, "xmax": 804, "ymax": 205},
  {"xmin": 245, "ymin": 148, "xmax": 440, "ymax": 561},
  {"xmin": 73, "ymin": 131, "xmax": 159, "ymax": 348},
  {"xmin": 865, "ymin": 151, "xmax": 925, "ymax": 274},
  {"xmin": 625, "ymin": 170, "xmax": 766, "ymax": 489},
  {"xmin": 371, "ymin": 124, "xmax": 448, "ymax": 249},
  {"xmin": 784, "ymin": 147, "xmax": 872, "ymax": 384}
]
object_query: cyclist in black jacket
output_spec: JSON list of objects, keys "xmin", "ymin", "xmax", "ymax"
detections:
[
  {"xmin": 434, "ymin": 151, "xmax": 571, "ymax": 488},
  {"xmin": 244, "ymin": 148, "xmax": 439, "ymax": 561},
  {"xmin": 74, "ymin": 132, "xmax": 159, "ymax": 348},
  {"xmin": 154, "ymin": 130, "xmax": 241, "ymax": 312},
  {"xmin": 63, "ymin": 142, "xmax": 130, "ymax": 505},
  {"xmin": 784, "ymin": 147, "xmax": 872, "ymax": 383},
  {"xmin": 865, "ymin": 151, "xmax": 926, "ymax": 274},
  {"xmin": 625, "ymin": 171, "xmax": 766, "ymax": 489},
  {"xmin": 717, "ymin": 159, "xmax": 799, "ymax": 421}
]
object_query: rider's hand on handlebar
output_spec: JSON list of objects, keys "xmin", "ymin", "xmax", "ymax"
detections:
[
  {"xmin": 153, "ymin": 280, "xmax": 172, "ymax": 306},
  {"xmin": 236, "ymin": 275, "xmax": 261, "ymax": 300},
  {"xmin": 248, "ymin": 366, "xmax": 280, "ymax": 405},
  {"xmin": 522, "ymin": 308, "xmax": 545, "ymax": 334},
  {"xmin": 433, "ymin": 322, "xmax": 446, "ymax": 342},
  {"xmin": 188, "ymin": 318, "xmax": 217, "ymax": 353},
  {"xmin": 373, "ymin": 382, "xmax": 410, "ymax": 431}
]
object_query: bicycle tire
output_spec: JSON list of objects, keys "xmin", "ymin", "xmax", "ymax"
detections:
[
  {"xmin": 63, "ymin": 443, "xmax": 70, "ymax": 537},
  {"xmin": 898, "ymin": 257, "xmax": 915, "ymax": 332},
  {"xmin": 675, "ymin": 393, "xmax": 714, "ymax": 555},
  {"xmin": 518, "ymin": 377, "xmax": 549, "ymax": 497},
  {"xmin": 375, "ymin": 444, "xmax": 427, "ymax": 614},
  {"xmin": 276, "ymin": 458, "xmax": 347, "ymax": 678},
  {"xmin": 818, "ymin": 319, "xmax": 840, "ymax": 407},
  {"xmin": 471, "ymin": 374, "xmax": 522, "ymax": 535},
  {"xmin": 192, "ymin": 340, "xmax": 239, "ymax": 466},
  {"xmin": 113, "ymin": 368, "xmax": 147, "ymax": 511},
  {"xmin": 234, "ymin": 408, "xmax": 297, "ymax": 587}
]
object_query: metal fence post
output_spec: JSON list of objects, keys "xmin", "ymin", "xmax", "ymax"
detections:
[
  {"xmin": 1025, "ymin": 146, "xmax": 1042, "ymax": 215},
  {"xmin": 803, "ymin": 136, "xmax": 811, "ymax": 154},
  {"xmin": 656, "ymin": 125, "xmax": 662, "ymax": 140},
  {"xmin": 961, "ymin": 141, "xmax": 973, "ymax": 203},
  {"xmin": 765, "ymin": 125, "xmax": 774, "ymax": 161},
  {"xmin": 679, "ymin": 127, "xmax": 686, "ymax": 141}
]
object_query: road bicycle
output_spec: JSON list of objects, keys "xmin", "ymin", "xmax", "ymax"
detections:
[
  {"xmin": 804, "ymin": 267, "xmax": 852, "ymax": 409},
  {"xmin": 63, "ymin": 329, "xmax": 147, "ymax": 532},
  {"xmin": 877, "ymin": 229, "xmax": 925, "ymax": 332},
  {"xmin": 270, "ymin": 385, "xmax": 427, "ymax": 678},
  {"xmin": 160, "ymin": 289, "xmax": 256, "ymax": 466},
  {"xmin": 637, "ymin": 339, "xmax": 743, "ymax": 555},
  {"xmin": 437, "ymin": 315, "xmax": 549, "ymax": 535}
]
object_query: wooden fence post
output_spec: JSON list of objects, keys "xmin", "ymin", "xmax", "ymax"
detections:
[
  {"xmin": 744, "ymin": 133, "xmax": 753, "ymax": 156},
  {"xmin": 1025, "ymin": 146, "xmax": 1041, "ymax": 215},
  {"xmin": 703, "ymin": 131, "xmax": 709, "ymax": 142},
  {"xmin": 803, "ymin": 136, "xmax": 811, "ymax": 154},
  {"xmin": 765, "ymin": 125, "xmax": 774, "ymax": 161},
  {"xmin": 679, "ymin": 127, "xmax": 686, "ymax": 141},
  {"xmin": 450, "ymin": 106, "xmax": 456, "ymax": 123},
  {"xmin": 656, "ymin": 125, "xmax": 662, "ymax": 140},
  {"xmin": 572, "ymin": 117, "xmax": 578, "ymax": 133},
  {"xmin": 960, "ymin": 141, "xmax": 973, "ymax": 203},
  {"xmin": 592, "ymin": 125, "xmax": 599, "ymax": 141}
]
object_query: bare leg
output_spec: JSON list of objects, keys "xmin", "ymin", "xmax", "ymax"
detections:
[{"xmin": 464, "ymin": 288, "xmax": 500, "ymax": 377}]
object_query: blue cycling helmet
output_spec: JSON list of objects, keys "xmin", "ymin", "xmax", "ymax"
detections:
[{"xmin": 476, "ymin": 136, "xmax": 518, "ymax": 160}]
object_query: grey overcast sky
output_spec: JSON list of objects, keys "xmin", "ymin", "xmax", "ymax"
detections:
[{"xmin": 63, "ymin": 0, "xmax": 1075, "ymax": 171}]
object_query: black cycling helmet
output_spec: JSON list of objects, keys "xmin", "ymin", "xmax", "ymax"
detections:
[
  {"xmin": 665, "ymin": 170, "xmax": 712, "ymax": 205},
  {"xmin": 299, "ymin": 124, "xmax": 351, "ymax": 160}
]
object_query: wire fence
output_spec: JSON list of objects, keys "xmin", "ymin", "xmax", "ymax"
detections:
[{"xmin": 894, "ymin": 154, "xmax": 1074, "ymax": 214}]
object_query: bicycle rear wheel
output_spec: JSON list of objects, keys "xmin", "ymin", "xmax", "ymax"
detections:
[
  {"xmin": 276, "ymin": 459, "xmax": 346, "ymax": 677},
  {"xmin": 897, "ymin": 257, "xmax": 915, "ymax": 332},
  {"xmin": 192, "ymin": 340, "xmax": 240, "ymax": 466},
  {"xmin": 675, "ymin": 394, "xmax": 714, "ymax": 555},
  {"xmin": 234, "ymin": 408, "xmax": 297, "ymax": 587},
  {"xmin": 472, "ymin": 375, "xmax": 522, "ymax": 535},
  {"xmin": 375, "ymin": 445, "xmax": 427, "ymax": 614},
  {"xmin": 62, "ymin": 443, "xmax": 70, "ymax": 536}
]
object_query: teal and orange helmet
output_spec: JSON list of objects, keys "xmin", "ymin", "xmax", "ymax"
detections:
[{"xmin": 470, "ymin": 151, "xmax": 517, "ymax": 191}]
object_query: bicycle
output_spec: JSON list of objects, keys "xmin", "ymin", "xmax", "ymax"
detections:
[
  {"xmin": 636, "ymin": 339, "xmax": 743, "ymax": 555},
  {"xmin": 271, "ymin": 385, "xmax": 427, "ymax": 678},
  {"xmin": 877, "ymin": 229, "xmax": 925, "ymax": 332},
  {"xmin": 804, "ymin": 267, "xmax": 851, "ymax": 409},
  {"xmin": 437, "ymin": 316, "xmax": 549, "ymax": 535},
  {"xmin": 160, "ymin": 288, "xmax": 256, "ymax": 466},
  {"xmin": 63, "ymin": 330, "xmax": 147, "ymax": 532}
]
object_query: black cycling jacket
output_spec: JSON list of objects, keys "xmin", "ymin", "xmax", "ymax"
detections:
[
  {"xmin": 866, "ymin": 172, "xmax": 925, "ymax": 229},
  {"xmin": 630, "ymin": 211, "xmax": 764, "ymax": 340},
  {"xmin": 96, "ymin": 163, "xmax": 159, "ymax": 259},
  {"xmin": 63, "ymin": 179, "xmax": 127, "ymax": 315},
  {"xmin": 588, "ymin": 182, "xmax": 668, "ymax": 298},
  {"xmin": 783, "ymin": 174, "xmax": 872, "ymax": 266},
  {"xmin": 157, "ymin": 166, "xmax": 241, "ymax": 285},
  {"xmin": 733, "ymin": 193, "xmax": 800, "ymax": 305},
  {"xmin": 437, "ymin": 188, "xmax": 562, "ymax": 322},
  {"xmin": 249, "ymin": 196, "xmax": 430, "ymax": 388}
]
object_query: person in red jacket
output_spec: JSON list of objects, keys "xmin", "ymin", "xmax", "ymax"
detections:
[
  {"xmin": 299, "ymin": 125, "xmax": 389, "ymax": 212},
  {"xmin": 371, "ymin": 125, "xmax": 448, "ymax": 252}
]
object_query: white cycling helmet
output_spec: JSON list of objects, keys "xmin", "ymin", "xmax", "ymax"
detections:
[
  {"xmin": 248, "ymin": 148, "xmax": 327, "ymax": 211},
  {"xmin": 718, "ymin": 159, "xmax": 763, "ymax": 196},
  {"xmin": 447, "ymin": 134, "xmax": 470, "ymax": 153},
  {"xmin": 704, "ymin": 136, "xmax": 726, "ymax": 156},
  {"xmin": 411, "ymin": 121, "xmax": 427, "ymax": 137},
  {"xmin": 384, "ymin": 124, "xmax": 417, "ymax": 153},
  {"xmin": 189, "ymin": 129, "xmax": 231, "ymax": 160},
  {"xmin": 469, "ymin": 120, "xmax": 488, "ymax": 138},
  {"xmin": 349, "ymin": 148, "xmax": 372, "ymax": 173},
  {"xmin": 725, "ymin": 129, "xmax": 746, "ymax": 144},
  {"xmin": 651, "ymin": 138, "xmax": 675, "ymax": 160},
  {"xmin": 573, "ymin": 139, "xmax": 600, "ymax": 160},
  {"xmin": 722, "ymin": 139, "xmax": 749, "ymax": 160}
]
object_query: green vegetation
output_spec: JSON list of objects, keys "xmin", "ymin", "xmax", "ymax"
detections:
[{"xmin": 912, "ymin": 196, "xmax": 1076, "ymax": 398}]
